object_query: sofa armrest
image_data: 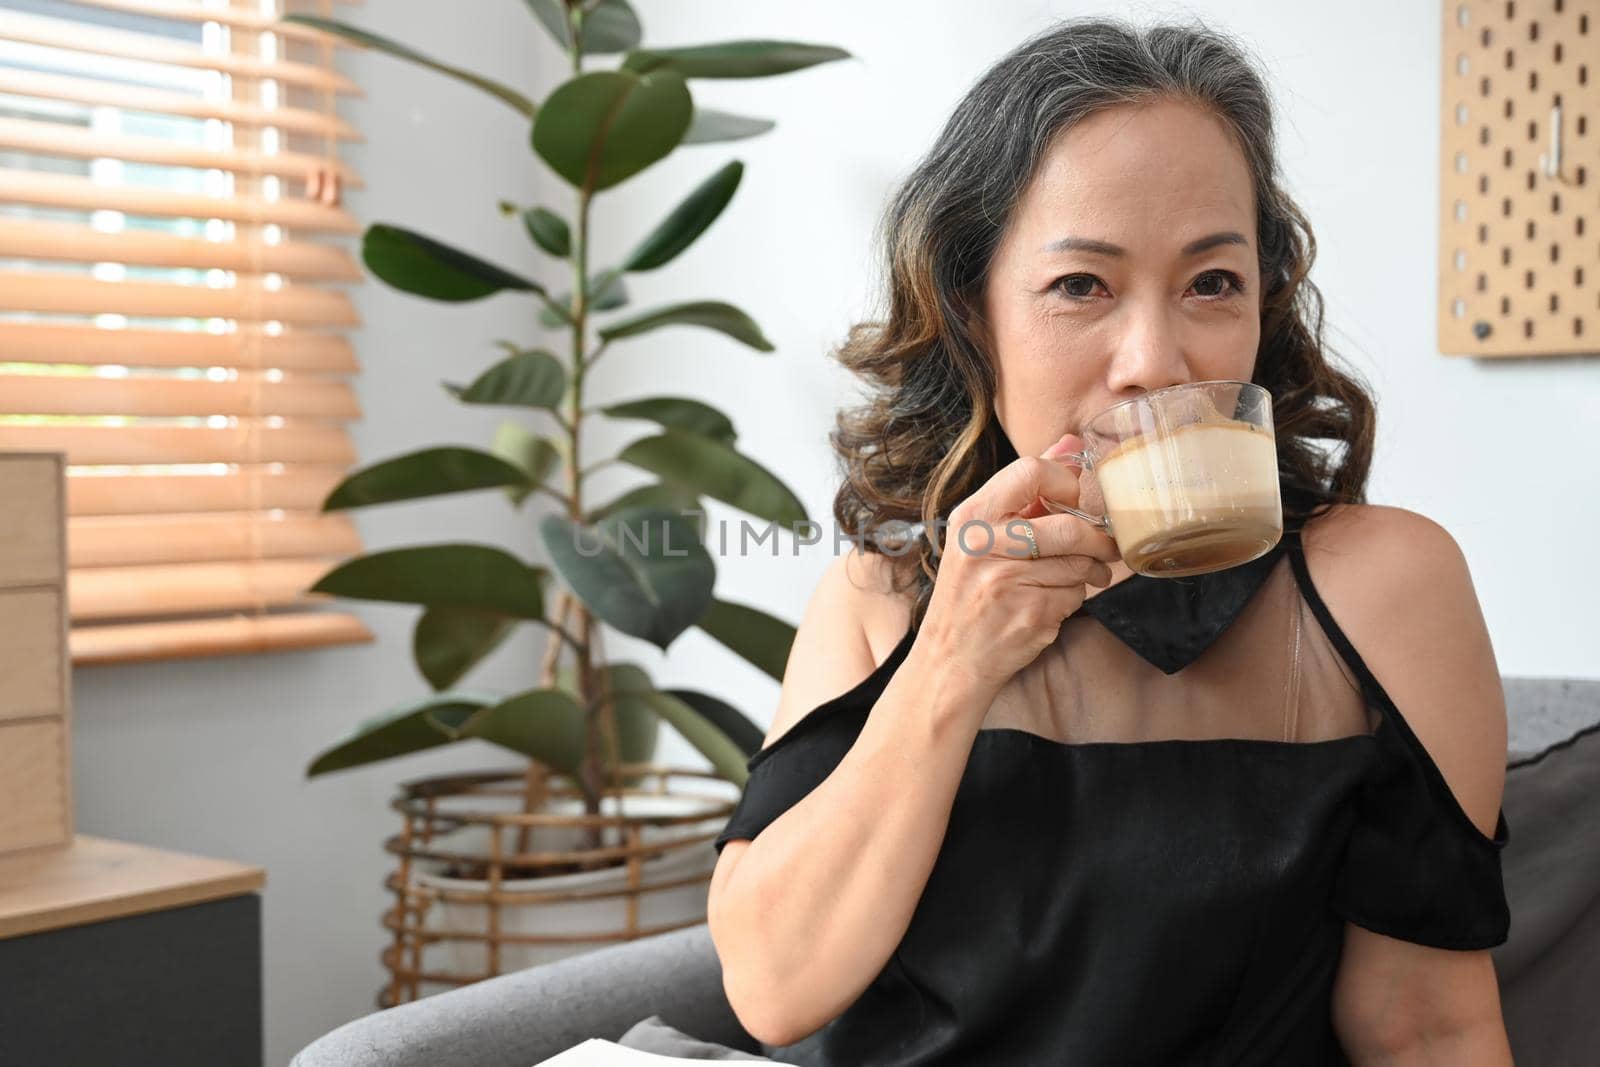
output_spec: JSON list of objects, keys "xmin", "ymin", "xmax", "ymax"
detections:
[{"xmin": 291, "ymin": 923, "xmax": 757, "ymax": 1067}]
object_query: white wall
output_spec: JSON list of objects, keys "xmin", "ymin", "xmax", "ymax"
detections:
[{"xmin": 68, "ymin": 1, "xmax": 1597, "ymax": 1063}]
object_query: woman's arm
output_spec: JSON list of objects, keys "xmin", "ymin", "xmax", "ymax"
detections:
[
  {"xmin": 1305, "ymin": 505, "xmax": 1513, "ymax": 1065},
  {"xmin": 706, "ymin": 549, "xmax": 996, "ymax": 1048}
]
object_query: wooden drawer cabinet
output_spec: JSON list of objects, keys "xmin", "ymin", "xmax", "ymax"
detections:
[
  {"xmin": 0, "ymin": 452, "xmax": 72, "ymax": 857},
  {"xmin": 0, "ymin": 719, "xmax": 69, "ymax": 854},
  {"xmin": 0, "ymin": 588, "xmax": 66, "ymax": 721}
]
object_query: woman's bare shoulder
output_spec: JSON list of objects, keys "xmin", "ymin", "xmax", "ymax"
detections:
[
  {"xmin": 1298, "ymin": 502, "xmax": 1505, "ymax": 838},
  {"xmin": 761, "ymin": 548, "xmax": 917, "ymax": 750}
]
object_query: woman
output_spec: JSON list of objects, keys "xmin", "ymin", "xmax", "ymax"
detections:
[{"xmin": 706, "ymin": 17, "xmax": 1512, "ymax": 1066}]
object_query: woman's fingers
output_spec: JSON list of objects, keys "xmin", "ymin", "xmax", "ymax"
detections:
[{"xmin": 1005, "ymin": 512, "xmax": 1121, "ymax": 563}]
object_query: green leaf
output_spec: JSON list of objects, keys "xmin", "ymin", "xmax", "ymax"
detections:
[
  {"xmin": 585, "ymin": 482, "xmax": 706, "ymax": 541},
  {"xmin": 492, "ymin": 422, "xmax": 562, "ymax": 507},
  {"xmin": 306, "ymin": 692, "xmax": 491, "ymax": 777},
  {"xmin": 363, "ymin": 224, "xmax": 544, "ymax": 302},
  {"xmin": 683, "ymin": 108, "xmax": 775, "ymax": 145},
  {"xmin": 623, "ymin": 40, "xmax": 850, "ymax": 80},
  {"xmin": 621, "ymin": 687, "xmax": 748, "ymax": 787},
  {"xmin": 523, "ymin": 0, "xmax": 641, "ymax": 55},
  {"xmin": 539, "ymin": 505, "xmax": 714, "ymax": 650},
  {"xmin": 460, "ymin": 687, "xmax": 587, "ymax": 774},
  {"xmin": 447, "ymin": 349, "xmax": 566, "ymax": 409},
  {"xmin": 695, "ymin": 597, "xmax": 797, "ymax": 682},
  {"xmin": 531, "ymin": 69, "xmax": 692, "ymax": 192},
  {"xmin": 414, "ymin": 607, "xmax": 516, "ymax": 690},
  {"xmin": 618, "ymin": 429, "xmax": 806, "ymax": 526},
  {"xmin": 557, "ymin": 661, "xmax": 662, "ymax": 768},
  {"xmin": 312, "ymin": 544, "xmax": 548, "ymax": 620},
  {"xmin": 282, "ymin": 15, "xmax": 537, "ymax": 117},
  {"xmin": 662, "ymin": 688, "xmax": 766, "ymax": 758},
  {"xmin": 622, "ymin": 161, "xmax": 742, "ymax": 272},
  {"xmin": 598, "ymin": 300, "xmax": 773, "ymax": 351},
  {"xmin": 600, "ymin": 396, "xmax": 735, "ymax": 444},
  {"xmin": 538, "ymin": 271, "xmax": 627, "ymax": 328},
  {"xmin": 523, "ymin": 207, "xmax": 571, "ymax": 258},
  {"xmin": 323, "ymin": 447, "xmax": 530, "ymax": 511}
]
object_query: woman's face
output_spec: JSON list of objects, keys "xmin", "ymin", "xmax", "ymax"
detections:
[{"xmin": 977, "ymin": 98, "xmax": 1263, "ymax": 459}]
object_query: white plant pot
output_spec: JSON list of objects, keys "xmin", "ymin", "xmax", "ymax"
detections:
[{"xmin": 413, "ymin": 789, "xmax": 731, "ymax": 977}]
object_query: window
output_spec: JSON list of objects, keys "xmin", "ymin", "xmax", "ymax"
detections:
[{"xmin": 0, "ymin": 0, "xmax": 370, "ymax": 663}]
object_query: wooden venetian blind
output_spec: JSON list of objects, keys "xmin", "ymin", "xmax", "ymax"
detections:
[{"xmin": 0, "ymin": 0, "xmax": 373, "ymax": 665}]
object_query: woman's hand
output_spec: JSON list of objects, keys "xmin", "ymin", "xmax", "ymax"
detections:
[{"xmin": 917, "ymin": 432, "xmax": 1121, "ymax": 698}]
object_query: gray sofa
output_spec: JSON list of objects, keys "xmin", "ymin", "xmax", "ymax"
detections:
[{"xmin": 293, "ymin": 680, "xmax": 1600, "ymax": 1067}]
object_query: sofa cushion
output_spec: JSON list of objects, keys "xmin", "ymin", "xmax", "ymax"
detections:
[{"xmin": 1493, "ymin": 718, "xmax": 1600, "ymax": 1065}]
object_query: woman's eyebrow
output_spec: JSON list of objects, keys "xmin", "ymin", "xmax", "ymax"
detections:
[{"xmin": 1040, "ymin": 231, "xmax": 1249, "ymax": 257}]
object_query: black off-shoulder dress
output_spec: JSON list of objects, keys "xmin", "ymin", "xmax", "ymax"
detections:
[{"xmin": 713, "ymin": 432, "xmax": 1511, "ymax": 1066}]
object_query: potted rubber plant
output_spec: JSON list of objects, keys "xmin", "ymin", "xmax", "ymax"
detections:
[{"xmin": 285, "ymin": 1, "xmax": 848, "ymax": 991}]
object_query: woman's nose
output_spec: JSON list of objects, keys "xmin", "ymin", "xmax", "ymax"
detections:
[{"xmin": 1104, "ymin": 310, "xmax": 1190, "ymax": 395}]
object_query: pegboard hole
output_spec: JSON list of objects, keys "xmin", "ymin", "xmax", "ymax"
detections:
[
  {"xmin": 1504, "ymin": 0, "xmax": 1514, "ymax": 18},
  {"xmin": 1577, "ymin": 318, "xmax": 1585, "ymax": 338},
  {"xmin": 1456, "ymin": 102, "xmax": 1470, "ymax": 125},
  {"xmin": 1554, "ymin": 42, "xmax": 1563, "ymax": 63},
  {"xmin": 1456, "ymin": 3, "xmax": 1470, "ymax": 26},
  {"xmin": 1528, "ymin": 70, "xmax": 1539, "ymax": 92},
  {"xmin": 1526, "ymin": 219, "xmax": 1537, "ymax": 240},
  {"xmin": 1502, "ymin": 148, "xmax": 1514, "ymax": 169},
  {"xmin": 1528, "ymin": 22, "xmax": 1539, "ymax": 43},
  {"xmin": 1581, "ymin": 14, "xmax": 1589, "ymax": 35},
  {"xmin": 1578, "ymin": 115, "xmax": 1588, "ymax": 137},
  {"xmin": 1549, "ymin": 293, "xmax": 1559, "ymax": 313},
  {"xmin": 1480, "ymin": 76, "xmax": 1492, "ymax": 97},
  {"xmin": 1524, "ymin": 269, "xmax": 1536, "ymax": 290},
  {"xmin": 1579, "ymin": 165, "xmax": 1589, "ymax": 186},
  {"xmin": 1500, "ymin": 296, "xmax": 1511, "ymax": 316},
  {"xmin": 1455, "ymin": 200, "xmax": 1469, "ymax": 222},
  {"xmin": 1460, "ymin": 53, "xmax": 1473, "ymax": 76},
  {"xmin": 1549, "ymin": 244, "xmax": 1559, "ymax": 265},
  {"xmin": 1457, "ymin": 151, "xmax": 1470, "ymax": 173},
  {"xmin": 1551, "ymin": 192, "xmax": 1562, "ymax": 213},
  {"xmin": 1476, "ymin": 273, "xmax": 1488, "ymax": 292},
  {"xmin": 1454, "ymin": 249, "xmax": 1467, "ymax": 272},
  {"xmin": 1482, "ymin": 26, "xmax": 1494, "ymax": 47},
  {"xmin": 1577, "ymin": 217, "xmax": 1587, "ymax": 237},
  {"xmin": 1501, "ymin": 246, "xmax": 1513, "ymax": 266},
  {"xmin": 1479, "ymin": 125, "xmax": 1490, "ymax": 146},
  {"xmin": 1500, "ymin": 197, "xmax": 1512, "ymax": 217},
  {"xmin": 1478, "ymin": 174, "xmax": 1490, "ymax": 194},
  {"xmin": 1503, "ymin": 48, "xmax": 1514, "ymax": 70},
  {"xmin": 1452, "ymin": 299, "xmax": 1467, "ymax": 319},
  {"xmin": 1577, "ymin": 265, "xmax": 1587, "ymax": 287},
  {"xmin": 1526, "ymin": 169, "xmax": 1537, "ymax": 191},
  {"xmin": 1581, "ymin": 66, "xmax": 1589, "ymax": 87},
  {"xmin": 1504, "ymin": 98, "xmax": 1515, "ymax": 119},
  {"xmin": 1523, "ymin": 319, "xmax": 1534, "ymax": 339},
  {"xmin": 1526, "ymin": 119, "xmax": 1538, "ymax": 141},
  {"xmin": 1477, "ymin": 222, "xmax": 1489, "ymax": 243}
]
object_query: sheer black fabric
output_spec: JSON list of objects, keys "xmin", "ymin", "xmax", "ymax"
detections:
[{"xmin": 714, "ymin": 430, "xmax": 1510, "ymax": 1066}]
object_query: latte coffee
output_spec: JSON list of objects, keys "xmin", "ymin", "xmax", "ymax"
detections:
[{"xmin": 1093, "ymin": 421, "xmax": 1281, "ymax": 578}]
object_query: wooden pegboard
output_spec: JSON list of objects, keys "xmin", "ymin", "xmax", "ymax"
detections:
[{"xmin": 1439, "ymin": 0, "xmax": 1598, "ymax": 357}]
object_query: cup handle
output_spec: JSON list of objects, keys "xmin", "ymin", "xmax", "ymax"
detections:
[{"xmin": 1039, "ymin": 449, "xmax": 1111, "ymax": 532}]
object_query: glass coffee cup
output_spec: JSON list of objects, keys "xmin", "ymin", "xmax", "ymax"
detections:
[{"xmin": 1041, "ymin": 380, "xmax": 1282, "ymax": 578}]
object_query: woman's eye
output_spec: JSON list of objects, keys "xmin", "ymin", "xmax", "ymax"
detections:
[
  {"xmin": 1052, "ymin": 274, "xmax": 1104, "ymax": 300},
  {"xmin": 1191, "ymin": 270, "xmax": 1245, "ymax": 300}
]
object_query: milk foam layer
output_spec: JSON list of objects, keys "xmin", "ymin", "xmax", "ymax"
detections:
[{"xmin": 1095, "ymin": 421, "xmax": 1278, "ymax": 512}]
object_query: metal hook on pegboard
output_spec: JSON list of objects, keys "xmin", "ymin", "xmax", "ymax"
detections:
[{"xmin": 1537, "ymin": 105, "xmax": 1577, "ymax": 187}]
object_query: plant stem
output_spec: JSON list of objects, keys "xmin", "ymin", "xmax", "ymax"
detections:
[{"xmin": 561, "ymin": 19, "xmax": 610, "ymax": 847}]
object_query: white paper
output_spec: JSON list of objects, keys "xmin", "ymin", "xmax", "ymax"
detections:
[{"xmin": 531, "ymin": 1036, "xmax": 728, "ymax": 1066}]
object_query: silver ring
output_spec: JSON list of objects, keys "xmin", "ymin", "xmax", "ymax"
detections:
[{"xmin": 1017, "ymin": 517, "xmax": 1041, "ymax": 560}]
